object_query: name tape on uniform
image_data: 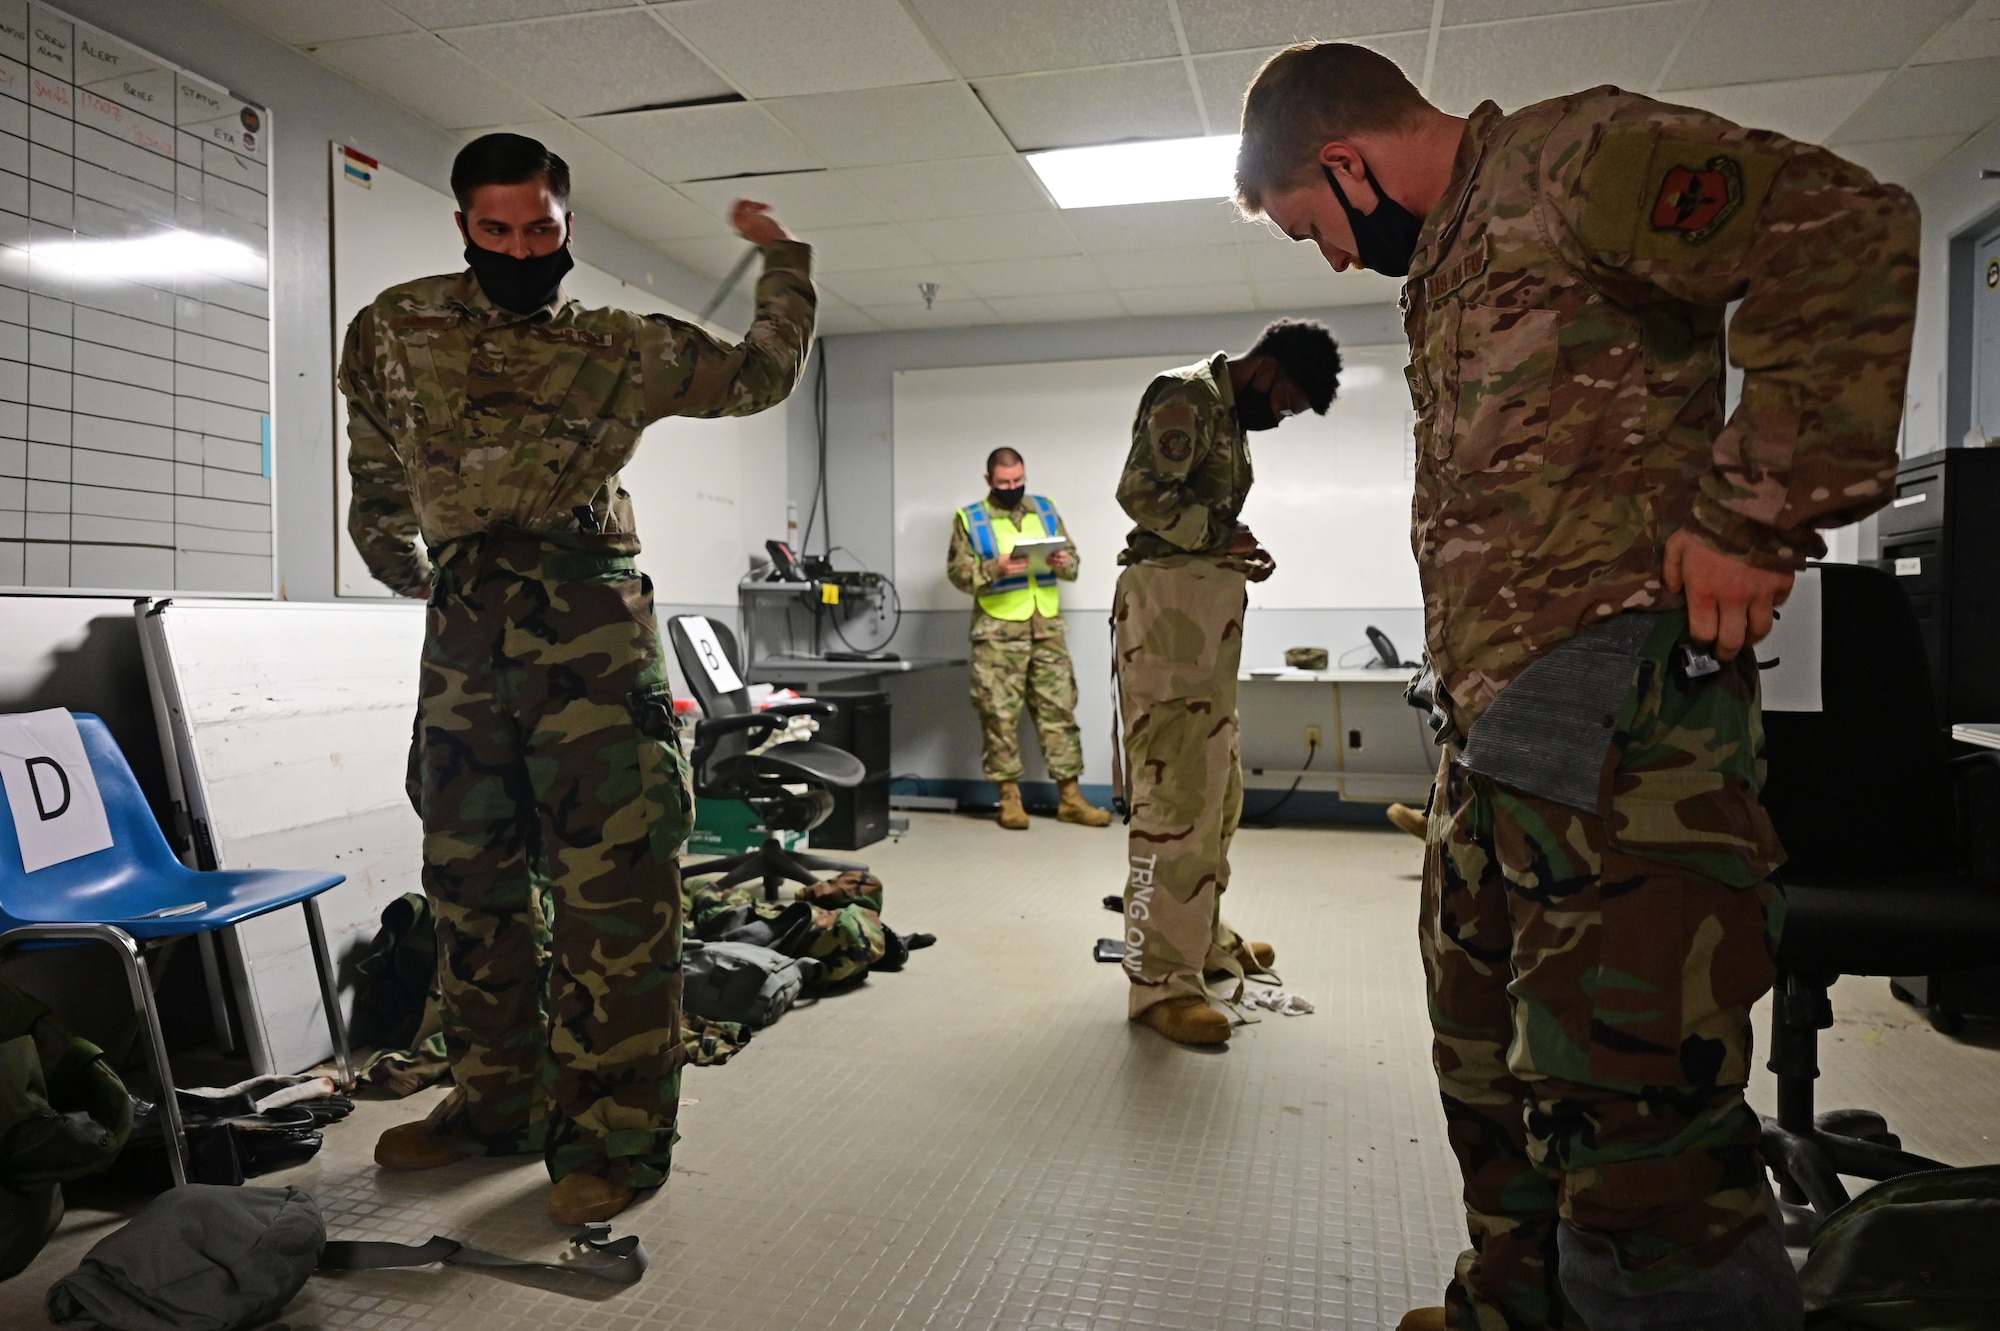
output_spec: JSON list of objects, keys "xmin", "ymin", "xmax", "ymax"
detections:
[
  {"xmin": 676, "ymin": 618, "xmax": 744, "ymax": 695},
  {"xmin": 0, "ymin": 709, "xmax": 116, "ymax": 872}
]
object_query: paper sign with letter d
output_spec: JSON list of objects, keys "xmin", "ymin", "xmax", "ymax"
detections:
[{"xmin": 0, "ymin": 709, "xmax": 116, "ymax": 872}]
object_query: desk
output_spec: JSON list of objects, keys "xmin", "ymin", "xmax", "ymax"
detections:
[
  {"xmin": 750, "ymin": 653, "xmax": 967, "ymax": 686},
  {"xmin": 1952, "ymin": 723, "xmax": 2000, "ymax": 751},
  {"xmin": 1236, "ymin": 667, "xmax": 1433, "ymax": 803}
]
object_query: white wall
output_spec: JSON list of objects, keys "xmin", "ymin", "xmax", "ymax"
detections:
[{"xmin": 1906, "ymin": 119, "xmax": 2000, "ymax": 460}]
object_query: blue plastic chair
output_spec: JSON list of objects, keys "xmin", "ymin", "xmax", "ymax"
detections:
[{"xmin": 0, "ymin": 713, "xmax": 350, "ymax": 1187}]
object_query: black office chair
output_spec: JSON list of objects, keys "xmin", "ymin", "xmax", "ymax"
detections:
[
  {"xmin": 1757, "ymin": 561, "xmax": 2000, "ymax": 1224},
  {"xmin": 667, "ymin": 616, "xmax": 868, "ymax": 901}
]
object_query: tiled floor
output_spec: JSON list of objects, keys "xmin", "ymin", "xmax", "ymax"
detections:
[{"xmin": 8, "ymin": 813, "xmax": 1998, "ymax": 1328}]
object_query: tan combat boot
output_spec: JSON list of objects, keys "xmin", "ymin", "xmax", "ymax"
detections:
[
  {"xmin": 1056, "ymin": 778, "xmax": 1112, "ymax": 826},
  {"xmin": 996, "ymin": 781, "xmax": 1030, "ymax": 830},
  {"xmin": 1133, "ymin": 995, "xmax": 1231, "ymax": 1046},
  {"xmin": 1386, "ymin": 803, "xmax": 1428, "ymax": 839},
  {"xmin": 549, "ymin": 1172, "xmax": 635, "ymax": 1225},
  {"xmin": 1396, "ymin": 1310, "xmax": 1447, "ymax": 1331},
  {"xmin": 374, "ymin": 1120, "xmax": 474, "ymax": 1171},
  {"xmin": 1206, "ymin": 941, "xmax": 1277, "ymax": 980}
]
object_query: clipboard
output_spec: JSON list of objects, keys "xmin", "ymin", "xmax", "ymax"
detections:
[{"xmin": 1008, "ymin": 535, "xmax": 1067, "ymax": 576}]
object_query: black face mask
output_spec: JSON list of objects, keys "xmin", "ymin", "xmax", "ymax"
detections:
[
  {"xmin": 989, "ymin": 485, "xmax": 1026, "ymax": 509},
  {"xmin": 1235, "ymin": 384, "xmax": 1281, "ymax": 432},
  {"xmin": 1321, "ymin": 159, "xmax": 1425, "ymax": 278},
  {"xmin": 463, "ymin": 240, "xmax": 574, "ymax": 314}
]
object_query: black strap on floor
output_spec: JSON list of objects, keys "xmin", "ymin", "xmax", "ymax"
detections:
[{"xmin": 319, "ymin": 1223, "xmax": 647, "ymax": 1286}]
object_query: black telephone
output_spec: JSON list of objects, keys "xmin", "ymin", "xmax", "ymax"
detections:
[
  {"xmin": 765, "ymin": 539, "xmax": 806, "ymax": 582},
  {"xmin": 1365, "ymin": 626, "xmax": 1414, "ymax": 670}
]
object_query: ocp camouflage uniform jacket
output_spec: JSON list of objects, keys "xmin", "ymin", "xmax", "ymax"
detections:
[
  {"xmin": 1116, "ymin": 352, "xmax": 1261, "ymax": 573},
  {"xmin": 944, "ymin": 495, "xmax": 1079, "ymax": 641},
  {"xmin": 341, "ymin": 241, "xmax": 816, "ymax": 594},
  {"xmin": 1406, "ymin": 90, "xmax": 1918, "ymax": 727}
]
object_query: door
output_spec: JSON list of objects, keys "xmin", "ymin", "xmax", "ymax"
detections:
[{"xmin": 1976, "ymin": 227, "xmax": 2000, "ymax": 445}]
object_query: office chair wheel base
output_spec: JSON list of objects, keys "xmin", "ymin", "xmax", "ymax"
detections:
[{"xmin": 1928, "ymin": 1004, "xmax": 1965, "ymax": 1036}]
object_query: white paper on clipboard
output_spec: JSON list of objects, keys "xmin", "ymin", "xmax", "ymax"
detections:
[
  {"xmin": 1009, "ymin": 536, "xmax": 1067, "ymax": 576},
  {"xmin": 676, "ymin": 617, "xmax": 745, "ymax": 694}
]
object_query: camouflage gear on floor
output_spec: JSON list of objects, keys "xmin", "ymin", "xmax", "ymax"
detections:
[
  {"xmin": 685, "ymin": 872, "xmax": 888, "ymax": 990},
  {"xmin": 341, "ymin": 243, "xmax": 815, "ymax": 597},
  {"xmin": 1403, "ymin": 91, "xmax": 1917, "ymax": 727},
  {"xmin": 414, "ymin": 530, "xmax": 693, "ymax": 1189},
  {"xmin": 1114, "ymin": 557, "xmax": 1250, "ymax": 1018},
  {"xmin": 969, "ymin": 637, "xmax": 1085, "ymax": 782},
  {"xmin": 1423, "ymin": 612, "xmax": 1785, "ymax": 1327}
]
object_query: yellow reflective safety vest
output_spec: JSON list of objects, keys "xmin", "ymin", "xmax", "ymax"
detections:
[{"xmin": 957, "ymin": 496, "xmax": 1063, "ymax": 621}]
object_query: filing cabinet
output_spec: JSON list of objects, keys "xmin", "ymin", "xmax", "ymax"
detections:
[{"xmin": 1874, "ymin": 448, "xmax": 2000, "ymax": 727}]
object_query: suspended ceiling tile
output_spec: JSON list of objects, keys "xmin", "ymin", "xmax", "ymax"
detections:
[
  {"xmin": 838, "ymin": 156, "xmax": 1053, "ymax": 221},
  {"xmin": 205, "ymin": 0, "xmax": 416, "ymax": 44},
  {"xmin": 1243, "ymin": 235, "xmax": 1345, "ymax": 281},
  {"xmin": 676, "ymin": 171, "xmax": 887, "ymax": 230},
  {"xmin": 393, "ymin": 0, "xmax": 632, "ymax": 24},
  {"xmin": 659, "ymin": 232, "xmax": 761, "ymax": 280},
  {"xmin": 578, "ymin": 102, "xmax": 818, "ymax": 183},
  {"xmin": 902, "ymin": 212, "xmax": 1082, "ymax": 264},
  {"xmin": 1117, "ymin": 282, "xmax": 1258, "ymax": 317},
  {"xmin": 573, "ymin": 182, "xmax": 730, "ymax": 245},
  {"xmin": 1913, "ymin": 1, "xmax": 2000, "ymax": 65},
  {"xmin": 485, "ymin": 118, "xmax": 650, "ymax": 196},
  {"xmin": 1660, "ymin": 0, "xmax": 1967, "ymax": 89},
  {"xmin": 1061, "ymin": 198, "xmax": 1260, "ymax": 253},
  {"xmin": 1428, "ymin": 2, "xmax": 1699, "ymax": 117},
  {"xmin": 863, "ymin": 298, "xmax": 999, "ymax": 329},
  {"xmin": 763, "ymin": 84, "xmax": 1013, "ymax": 168},
  {"xmin": 1831, "ymin": 57, "xmax": 2000, "ymax": 144},
  {"xmin": 986, "ymin": 291, "xmax": 1128, "ymax": 323},
  {"xmin": 816, "ymin": 300, "xmax": 882, "ymax": 334},
  {"xmin": 1093, "ymin": 244, "xmax": 1249, "ymax": 289},
  {"xmin": 820, "ymin": 265, "xmax": 953, "ymax": 307},
  {"xmin": 949, "ymin": 254, "xmax": 1107, "ymax": 299},
  {"xmin": 1830, "ymin": 133, "xmax": 1972, "ymax": 186},
  {"xmin": 311, "ymin": 32, "xmax": 550, "ymax": 129},
  {"xmin": 1665, "ymin": 72, "xmax": 1889, "ymax": 145},
  {"xmin": 444, "ymin": 12, "xmax": 732, "ymax": 119},
  {"xmin": 1253, "ymin": 268, "xmax": 1405, "ymax": 309},
  {"xmin": 976, "ymin": 62, "xmax": 1203, "ymax": 151},
  {"xmin": 1445, "ymin": 0, "xmax": 1643, "ymax": 21},
  {"xmin": 1176, "ymin": 0, "xmax": 1432, "ymax": 54},
  {"xmin": 802, "ymin": 223, "xmax": 939, "ymax": 273},
  {"xmin": 1193, "ymin": 34, "xmax": 1430, "ymax": 131},
  {"xmin": 658, "ymin": 0, "xmax": 954, "ymax": 97},
  {"xmin": 906, "ymin": 0, "xmax": 1179, "ymax": 78}
]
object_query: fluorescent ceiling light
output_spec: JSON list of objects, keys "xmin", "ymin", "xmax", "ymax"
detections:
[
  {"xmin": 1027, "ymin": 134, "xmax": 1240, "ymax": 209},
  {"xmin": 22, "ymin": 230, "xmax": 266, "ymax": 284}
]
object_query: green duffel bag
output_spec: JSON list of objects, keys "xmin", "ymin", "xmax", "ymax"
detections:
[
  {"xmin": 1801, "ymin": 1164, "xmax": 2000, "ymax": 1330},
  {"xmin": 681, "ymin": 940, "xmax": 816, "ymax": 1029},
  {"xmin": 0, "ymin": 978, "xmax": 132, "ymax": 1281}
]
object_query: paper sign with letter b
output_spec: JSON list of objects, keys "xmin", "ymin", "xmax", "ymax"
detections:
[
  {"xmin": 675, "ymin": 617, "xmax": 744, "ymax": 694},
  {"xmin": 0, "ymin": 709, "xmax": 115, "ymax": 872}
]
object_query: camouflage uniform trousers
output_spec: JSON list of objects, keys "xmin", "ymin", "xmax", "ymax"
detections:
[
  {"xmin": 969, "ymin": 632, "xmax": 1085, "ymax": 783},
  {"xmin": 1423, "ymin": 612, "xmax": 1788, "ymax": 1328},
  {"xmin": 1114, "ymin": 557, "xmax": 1250, "ymax": 1018},
  {"xmin": 413, "ymin": 529, "xmax": 694, "ymax": 1189}
]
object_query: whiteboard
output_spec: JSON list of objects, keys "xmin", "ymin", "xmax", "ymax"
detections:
[
  {"xmin": 0, "ymin": 2, "xmax": 276, "ymax": 595},
  {"xmin": 139, "ymin": 596, "xmax": 425, "ymax": 1074},
  {"xmin": 329, "ymin": 147, "xmax": 787, "ymax": 605},
  {"xmin": 891, "ymin": 347, "xmax": 1421, "ymax": 611}
]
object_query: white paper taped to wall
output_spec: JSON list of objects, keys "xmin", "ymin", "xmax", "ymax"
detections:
[
  {"xmin": 676, "ymin": 617, "xmax": 745, "ymax": 695},
  {"xmin": 1756, "ymin": 568, "xmax": 1823, "ymax": 713},
  {"xmin": 0, "ymin": 709, "xmax": 116, "ymax": 873}
]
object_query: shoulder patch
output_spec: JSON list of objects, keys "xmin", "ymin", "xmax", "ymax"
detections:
[
  {"xmin": 1649, "ymin": 156, "xmax": 1741, "ymax": 243},
  {"xmin": 1156, "ymin": 429, "xmax": 1192, "ymax": 462}
]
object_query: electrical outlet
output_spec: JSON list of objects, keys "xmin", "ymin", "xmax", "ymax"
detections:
[{"xmin": 1305, "ymin": 724, "xmax": 1321, "ymax": 749}]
